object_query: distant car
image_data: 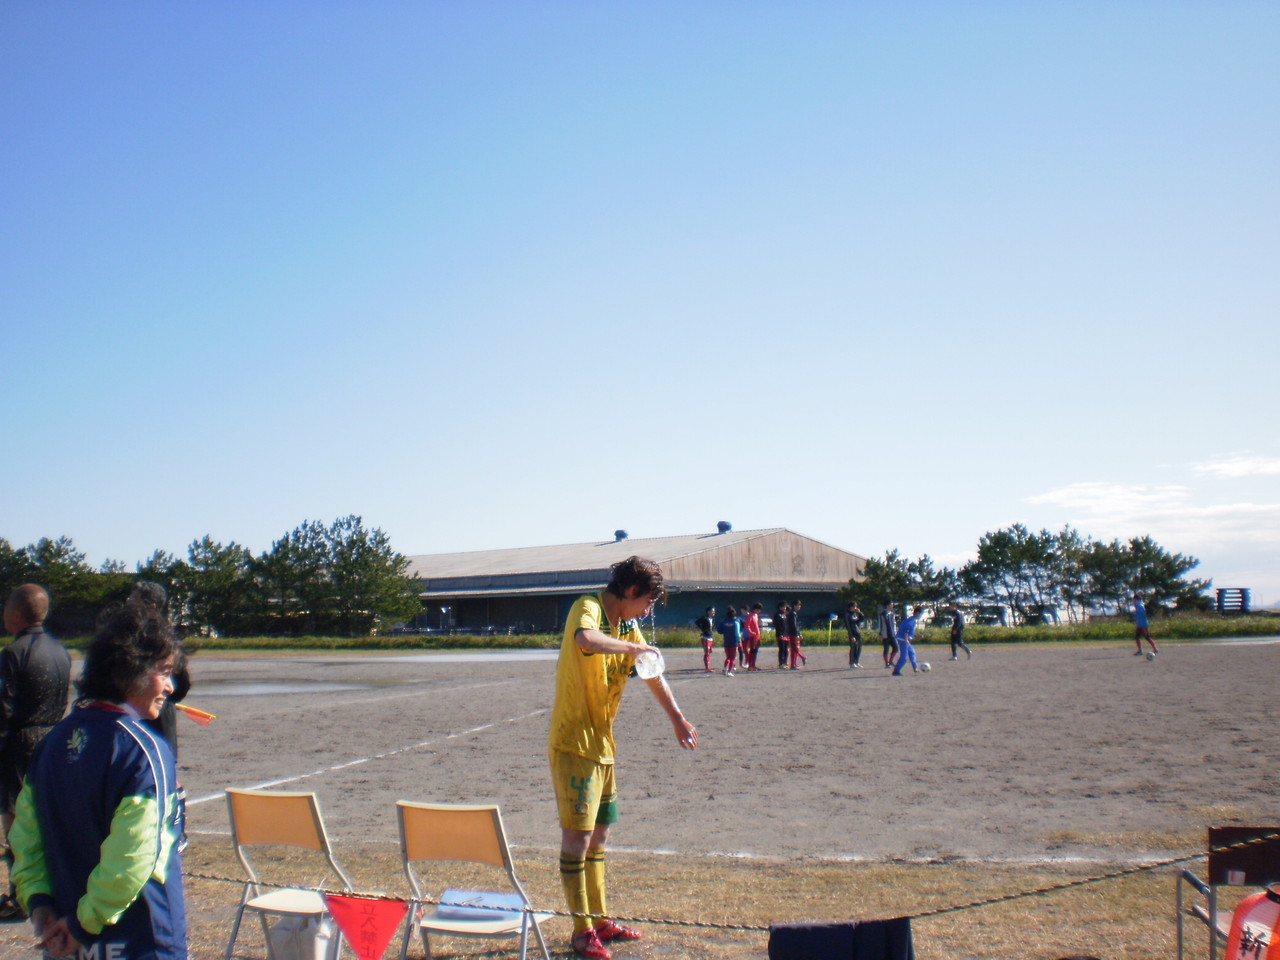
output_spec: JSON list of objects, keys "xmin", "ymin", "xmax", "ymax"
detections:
[
  {"xmin": 1023, "ymin": 612, "xmax": 1061, "ymax": 626},
  {"xmin": 758, "ymin": 615, "xmax": 773, "ymax": 630}
]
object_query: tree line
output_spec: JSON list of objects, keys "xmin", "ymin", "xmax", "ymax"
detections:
[
  {"xmin": 839, "ymin": 524, "xmax": 1211, "ymax": 623},
  {"xmin": 0, "ymin": 515, "xmax": 422, "ymax": 638}
]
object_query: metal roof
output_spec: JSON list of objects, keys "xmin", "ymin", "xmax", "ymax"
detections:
[
  {"xmin": 418, "ymin": 578, "xmax": 844, "ymax": 600},
  {"xmin": 405, "ymin": 527, "xmax": 794, "ymax": 580}
]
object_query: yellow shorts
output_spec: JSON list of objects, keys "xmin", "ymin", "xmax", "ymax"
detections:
[{"xmin": 549, "ymin": 750, "xmax": 618, "ymax": 831}]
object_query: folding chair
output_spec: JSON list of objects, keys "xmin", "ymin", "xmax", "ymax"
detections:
[
  {"xmin": 226, "ymin": 788, "xmax": 354, "ymax": 960},
  {"xmin": 1176, "ymin": 826, "xmax": 1280, "ymax": 960},
  {"xmin": 396, "ymin": 801, "xmax": 552, "ymax": 960}
]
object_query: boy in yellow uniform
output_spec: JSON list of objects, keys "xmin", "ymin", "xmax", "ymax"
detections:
[{"xmin": 549, "ymin": 556, "xmax": 697, "ymax": 960}]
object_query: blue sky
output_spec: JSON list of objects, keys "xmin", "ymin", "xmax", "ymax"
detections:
[{"xmin": 3, "ymin": 2, "xmax": 1277, "ymax": 604}]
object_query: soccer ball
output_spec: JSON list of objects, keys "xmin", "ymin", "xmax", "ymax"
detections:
[
  {"xmin": 919, "ymin": 662, "xmax": 931, "ymax": 673},
  {"xmin": 1145, "ymin": 652, "xmax": 1155, "ymax": 662}
]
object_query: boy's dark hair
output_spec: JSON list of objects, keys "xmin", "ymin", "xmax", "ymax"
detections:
[
  {"xmin": 130, "ymin": 581, "xmax": 169, "ymax": 613},
  {"xmin": 726, "ymin": 605, "xmax": 738, "ymax": 617},
  {"xmin": 605, "ymin": 556, "xmax": 666, "ymax": 602},
  {"xmin": 705, "ymin": 606, "xmax": 715, "ymax": 614},
  {"xmin": 776, "ymin": 601, "xmax": 788, "ymax": 612},
  {"xmin": 79, "ymin": 605, "xmax": 180, "ymax": 703},
  {"xmin": 751, "ymin": 603, "xmax": 763, "ymax": 612}
]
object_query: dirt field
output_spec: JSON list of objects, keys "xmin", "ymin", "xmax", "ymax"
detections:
[{"xmin": 3, "ymin": 636, "xmax": 1277, "ymax": 958}]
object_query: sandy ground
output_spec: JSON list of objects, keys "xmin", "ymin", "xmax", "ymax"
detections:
[{"xmin": 2, "ymin": 636, "xmax": 1277, "ymax": 957}]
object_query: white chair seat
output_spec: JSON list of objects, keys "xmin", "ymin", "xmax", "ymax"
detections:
[
  {"xmin": 417, "ymin": 909, "xmax": 556, "ymax": 938},
  {"xmin": 247, "ymin": 888, "xmax": 330, "ymax": 915}
]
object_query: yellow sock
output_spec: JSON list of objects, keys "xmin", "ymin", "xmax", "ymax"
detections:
[
  {"xmin": 585, "ymin": 846, "xmax": 607, "ymax": 923},
  {"xmin": 559, "ymin": 853, "xmax": 591, "ymax": 934}
]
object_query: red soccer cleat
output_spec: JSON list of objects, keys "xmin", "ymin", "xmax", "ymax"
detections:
[
  {"xmin": 572, "ymin": 927, "xmax": 612, "ymax": 959},
  {"xmin": 595, "ymin": 920, "xmax": 642, "ymax": 942}
]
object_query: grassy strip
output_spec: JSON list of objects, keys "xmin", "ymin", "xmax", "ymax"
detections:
[
  {"xmin": 42, "ymin": 613, "xmax": 1276, "ymax": 652},
  {"xmin": 912, "ymin": 613, "xmax": 1278, "ymax": 645},
  {"xmin": 169, "ymin": 835, "xmax": 1197, "ymax": 960},
  {"xmin": 181, "ymin": 632, "xmax": 559, "ymax": 653}
]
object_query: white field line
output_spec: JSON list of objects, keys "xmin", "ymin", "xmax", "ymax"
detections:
[
  {"xmin": 1202, "ymin": 636, "xmax": 1280, "ymax": 645},
  {"xmin": 291, "ymin": 678, "xmax": 515, "ymax": 711},
  {"xmin": 189, "ymin": 673, "xmax": 696, "ymax": 805},
  {"xmin": 512, "ymin": 843, "xmax": 1184, "ymax": 866},
  {"xmin": 186, "ymin": 707, "xmax": 548, "ymax": 805},
  {"xmin": 182, "ymin": 826, "xmax": 1179, "ymax": 868},
  {"xmin": 195, "ymin": 678, "xmax": 516, "ymax": 721}
]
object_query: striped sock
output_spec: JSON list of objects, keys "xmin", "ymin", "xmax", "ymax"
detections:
[
  {"xmin": 560, "ymin": 853, "xmax": 591, "ymax": 934},
  {"xmin": 585, "ymin": 846, "xmax": 607, "ymax": 921}
]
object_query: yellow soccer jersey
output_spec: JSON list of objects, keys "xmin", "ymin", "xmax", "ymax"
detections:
[{"xmin": 548, "ymin": 593, "xmax": 641, "ymax": 763}]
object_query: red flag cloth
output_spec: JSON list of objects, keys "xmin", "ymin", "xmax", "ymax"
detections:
[
  {"xmin": 1225, "ymin": 884, "xmax": 1280, "ymax": 960},
  {"xmin": 174, "ymin": 703, "xmax": 216, "ymax": 726},
  {"xmin": 324, "ymin": 894, "xmax": 409, "ymax": 960}
]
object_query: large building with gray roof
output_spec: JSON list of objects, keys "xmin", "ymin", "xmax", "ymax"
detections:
[{"xmin": 404, "ymin": 525, "xmax": 867, "ymax": 633}]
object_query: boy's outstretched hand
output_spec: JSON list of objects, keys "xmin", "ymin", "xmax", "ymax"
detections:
[{"xmin": 673, "ymin": 715, "xmax": 697, "ymax": 750}]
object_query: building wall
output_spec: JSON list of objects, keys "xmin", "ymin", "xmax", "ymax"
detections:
[
  {"xmin": 421, "ymin": 587, "xmax": 848, "ymax": 634},
  {"xmin": 428, "ymin": 595, "xmax": 569, "ymax": 634},
  {"xmin": 660, "ymin": 589, "xmax": 847, "ymax": 631},
  {"xmin": 663, "ymin": 530, "xmax": 864, "ymax": 584},
  {"xmin": 413, "ymin": 529, "xmax": 865, "ymax": 635}
]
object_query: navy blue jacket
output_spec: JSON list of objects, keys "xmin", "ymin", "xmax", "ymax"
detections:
[{"xmin": 12, "ymin": 702, "xmax": 187, "ymax": 959}]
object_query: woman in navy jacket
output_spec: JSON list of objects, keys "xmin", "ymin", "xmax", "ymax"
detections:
[{"xmin": 11, "ymin": 604, "xmax": 187, "ymax": 960}]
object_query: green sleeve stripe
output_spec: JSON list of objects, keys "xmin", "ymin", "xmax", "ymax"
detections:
[
  {"xmin": 78, "ymin": 794, "xmax": 162, "ymax": 934},
  {"xmin": 8, "ymin": 780, "xmax": 51, "ymax": 911}
]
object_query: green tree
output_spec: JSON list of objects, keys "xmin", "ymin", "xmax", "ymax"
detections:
[
  {"xmin": 24, "ymin": 536, "xmax": 115, "ymax": 636},
  {"xmin": 839, "ymin": 549, "xmax": 916, "ymax": 612},
  {"xmin": 1079, "ymin": 538, "xmax": 1135, "ymax": 615},
  {"xmin": 25, "ymin": 536, "xmax": 92, "ymax": 604},
  {"xmin": 178, "ymin": 536, "xmax": 253, "ymax": 635},
  {"xmin": 251, "ymin": 516, "xmax": 420, "ymax": 637},
  {"xmin": 95, "ymin": 559, "xmax": 135, "ymax": 610},
  {"xmin": 254, "ymin": 520, "xmax": 331, "ymax": 634},
  {"xmin": 909, "ymin": 554, "xmax": 961, "ymax": 608},
  {"xmin": 0, "ymin": 538, "xmax": 35, "ymax": 610},
  {"xmin": 839, "ymin": 550, "xmax": 959, "ymax": 618},
  {"xmin": 1049, "ymin": 526, "xmax": 1091, "ymax": 623},
  {"xmin": 325, "ymin": 515, "xmax": 420, "ymax": 635},
  {"xmin": 961, "ymin": 524, "xmax": 1058, "ymax": 623},
  {"xmin": 1127, "ymin": 535, "xmax": 1210, "ymax": 613}
]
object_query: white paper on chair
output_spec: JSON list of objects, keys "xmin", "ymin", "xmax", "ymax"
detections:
[{"xmin": 437, "ymin": 889, "xmax": 524, "ymax": 922}]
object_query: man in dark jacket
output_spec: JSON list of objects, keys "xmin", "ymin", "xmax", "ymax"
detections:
[
  {"xmin": 843, "ymin": 602, "xmax": 866, "ymax": 668},
  {"xmin": 949, "ymin": 605, "xmax": 972, "ymax": 660},
  {"xmin": 695, "ymin": 606, "xmax": 716, "ymax": 673},
  {"xmin": 1, "ymin": 584, "xmax": 71, "ymax": 919},
  {"xmin": 128, "ymin": 582, "xmax": 190, "ymax": 755}
]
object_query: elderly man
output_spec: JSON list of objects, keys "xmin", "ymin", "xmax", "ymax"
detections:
[{"xmin": 1, "ymin": 585, "xmax": 71, "ymax": 920}]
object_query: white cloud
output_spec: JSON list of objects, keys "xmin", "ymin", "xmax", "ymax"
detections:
[
  {"xmin": 932, "ymin": 550, "xmax": 977, "ymax": 571},
  {"xmin": 1021, "ymin": 477, "xmax": 1280, "ymax": 602},
  {"xmin": 1024, "ymin": 482, "xmax": 1280, "ymax": 548},
  {"xmin": 1190, "ymin": 455, "xmax": 1280, "ymax": 479},
  {"xmin": 1025, "ymin": 482, "xmax": 1192, "ymax": 518}
]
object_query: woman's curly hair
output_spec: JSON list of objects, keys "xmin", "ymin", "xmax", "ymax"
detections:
[{"xmin": 78, "ymin": 604, "xmax": 180, "ymax": 703}]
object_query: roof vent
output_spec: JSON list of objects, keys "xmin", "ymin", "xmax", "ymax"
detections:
[
  {"xmin": 614, "ymin": 529, "xmax": 628, "ymax": 542},
  {"xmin": 716, "ymin": 520, "xmax": 732, "ymax": 534}
]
